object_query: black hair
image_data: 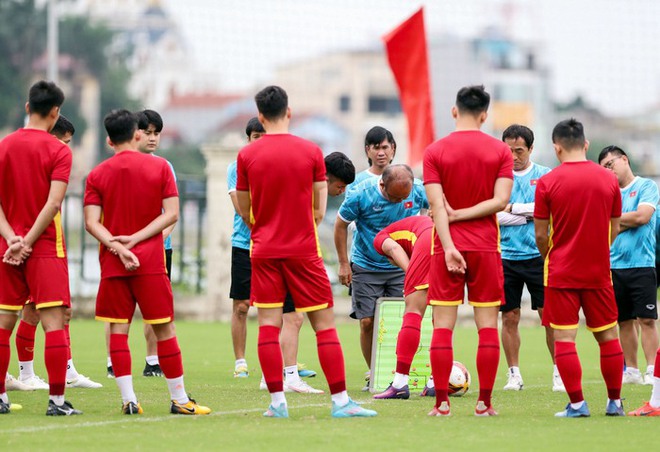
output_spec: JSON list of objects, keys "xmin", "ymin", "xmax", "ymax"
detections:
[
  {"xmin": 28, "ymin": 80, "xmax": 64, "ymax": 117},
  {"xmin": 364, "ymin": 126, "xmax": 396, "ymax": 165},
  {"xmin": 552, "ymin": 118, "xmax": 585, "ymax": 150},
  {"xmin": 598, "ymin": 145, "xmax": 628, "ymax": 164},
  {"xmin": 51, "ymin": 114, "xmax": 75, "ymax": 139},
  {"xmin": 245, "ymin": 117, "xmax": 265, "ymax": 137},
  {"xmin": 455, "ymin": 85, "xmax": 490, "ymax": 115},
  {"xmin": 104, "ymin": 109, "xmax": 138, "ymax": 145},
  {"xmin": 502, "ymin": 124, "xmax": 534, "ymax": 148},
  {"xmin": 324, "ymin": 152, "xmax": 356, "ymax": 184},
  {"xmin": 255, "ymin": 86, "xmax": 288, "ymax": 121},
  {"xmin": 136, "ymin": 109, "xmax": 163, "ymax": 132}
]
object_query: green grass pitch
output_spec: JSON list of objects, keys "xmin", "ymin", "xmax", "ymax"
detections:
[{"xmin": 0, "ymin": 319, "xmax": 657, "ymax": 450}]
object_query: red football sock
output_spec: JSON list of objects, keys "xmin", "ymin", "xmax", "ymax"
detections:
[
  {"xmin": 655, "ymin": 348, "xmax": 660, "ymax": 378},
  {"xmin": 157, "ymin": 336, "xmax": 184, "ymax": 379},
  {"xmin": 0, "ymin": 328, "xmax": 11, "ymax": 394},
  {"xmin": 44, "ymin": 330, "xmax": 67, "ymax": 396},
  {"xmin": 16, "ymin": 320, "xmax": 37, "ymax": 362},
  {"xmin": 258, "ymin": 325, "xmax": 283, "ymax": 393},
  {"xmin": 555, "ymin": 341, "xmax": 583, "ymax": 403},
  {"xmin": 396, "ymin": 313, "xmax": 422, "ymax": 375},
  {"xmin": 430, "ymin": 328, "xmax": 453, "ymax": 407},
  {"xmin": 599, "ymin": 338, "xmax": 624, "ymax": 400},
  {"xmin": 109, "ymin": 333, "xmax": 132, "ymax": 378},
  {"xmin": 476, "ymin": 327, "xmax": 500, "ymax": 407},
  {"xmin": 64, "ymin": 324, "xmax": 72, "ymax": 360},
  {"xmin": 316, "ymin": 328, "xmax": 346, "ymax": 394}
]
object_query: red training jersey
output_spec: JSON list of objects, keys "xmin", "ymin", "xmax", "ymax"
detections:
[
  {"xmin": 0, "ymin": 128, "xmax": 72, "ymax": 258},
  {"xmin": 534, "ymin": 161, "xmax": 621, "ymax": 289},
  {"xmin": 236, "ymin": 134, "xmax": 326, "ymax": 259},
  {"xmin": 83, "ymin": 151, "xmax": 178, "ymax": 278},
  {"xmin": 373, "ymin": 215, "xmax": 434, "ymax": 258},
  {"xmin": 423, "ymin": 130, "xmax": 513, "ymax": 252}
]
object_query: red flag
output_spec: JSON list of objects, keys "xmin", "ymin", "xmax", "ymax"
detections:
[{"xmin": 383, "ymin": 7, "xmax": 435, "ymax": 168}]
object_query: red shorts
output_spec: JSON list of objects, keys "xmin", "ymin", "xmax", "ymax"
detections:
[
  {"xmin": 251, "ymin": 256, "xmax": 333, "ymax": 312},
  {"xmin": 0, "ymin": 258, "xmax": 70, "ymax": 311},
  {"xmin": 403, "ymin": 230, "xmax": 431, "ymax": 296},
  {"xmin": 542, "ymin": 286, "xmax": 618, "ymax": 332},
  {"xmin": 428, "ymin": 251, "xmax": 504, "ymax": 307},
  {"xmin": 96, "ymin": 274, "xmax": 173, "ymax": 324}
]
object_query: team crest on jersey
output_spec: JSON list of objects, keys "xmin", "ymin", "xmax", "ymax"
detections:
[
  {"xmin": 530, "ymin": 179, "xmax": 538, "ymax": 186},
  {"xmin": 404, "ymin": 201, "xmax": 413, "ymax": 209},
  {"xmin": 630, "ymin": 191, "xmax": 637, "ymax": 197}
]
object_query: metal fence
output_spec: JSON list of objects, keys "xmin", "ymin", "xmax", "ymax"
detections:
[{"xmin": 64, "ymin": 176, "xmax": 207, "ymax": 297}]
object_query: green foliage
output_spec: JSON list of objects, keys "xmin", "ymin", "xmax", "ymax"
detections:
[
  {"xmin": 0, "ymin": 1, "xmax": 138, "ymax": 158},
  {"xmin": 0, "ymin": 0, "xmax": 46, "ymax": 128},
  {"xmin": 159, "ymin": 144, "xmax": 207, "ymax": 178}
]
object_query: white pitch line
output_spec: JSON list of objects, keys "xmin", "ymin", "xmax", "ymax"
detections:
[{"xmin": 2, "ymin": 400, "xmax": 376, "ymax": 434}]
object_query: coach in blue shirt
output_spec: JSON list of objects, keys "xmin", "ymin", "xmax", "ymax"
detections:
[
  {"xmin": 599, "ymin": 145, "xmax": 659, "ymax": 386},
  {"xmin": 496, "ymin": 125, "xmax": 561, "ymax": 392},
  {"xmin": 335, "ymin": 164, "xmax": 428, "ymax": 388}
]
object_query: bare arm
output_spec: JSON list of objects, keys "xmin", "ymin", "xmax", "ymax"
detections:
[
  {"xmin": 0, "ymin": 202, "xmax": 16, "ymax": 242},
  {"xmin": 534, "ymin": 218, "xmax": 549, "ymax": 258},
  {"xmin": 334, "ymin": 216, "xmax": 352, "ymax": 286},
  {"xmin": 23, "ymin": 180, "xmax": 68, "ymax": 248},
  {"xmin": 236, "ymin": 190, "xmax": 252, "ymax": 230},
  {"xmin": 111, "ymin": 197, "xmax": 179, "ymax": 249},
  {"xmin": 84, "ymin": 205, "xmax": 139, "ymax": 271},
  {"xmin": 446, "ymin": 177, "xmax": 513, "ymax": 223},
  {"xmin": 610, "ymin": 217, "xmax": 621, "ymax": 244},
  {"xmin": 313, "ymin": 181, "xmax": 328, "ymax": 225},
  {"xmin": 425, "ymin": 183, "xmax": 465, "ymax": 273},
  {"xmin": 619, "ymin": 205, "xmax": 654, "ymax": 232},
  {"xmin": 380, "ymin": 238, "xmax": 410, "ymax": 272},
  {"xmin": 0, "ymin": 202, "xmax": 28, "ymax": 265}
]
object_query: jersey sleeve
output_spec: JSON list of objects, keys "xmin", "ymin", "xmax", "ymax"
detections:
[
  {"xmin": 533, "ymin": 177, "xmax": 550, "ymax": 219},
  {"xmin": 338, "ymin": 190, "xmax": 359, "ymax": 223},
  {"xmin": 162, "ymin": 161, "xmax": 178, "ymax": 198},
  {"xmin": 497, "ymin": 145, "xmax": 514, "ymax": 179},
  {"xmin": 51, "ymin": 145, "xmax": 72, "ymax": 183},
  {"xmin": 236, "ymin": 152, "xmax": 248, "ymax": 191},
  {"xmin": 313, "ymin": 147, "xmax": 326, "ymax": 183},
  {"xmin": 83, "ymin": 171, "xmax": 101, "ymax": 206},
  {"xmin": 423, "ymin": 146, "xmax": 441, "ymax": 185},
  {"xmin": 167, "ymin": 160, "xmax": 177, "ymax": 182},
  {"xmin": 611, "ymin": 177, "xmax": 622, "ymax": 218},
  {"xmin": 639, "ymin": 179, "xmax": 659, "ymax": 209},
  {"xmin": 227, "ymin": 161, "xmax": 238, "ymax": 193}
]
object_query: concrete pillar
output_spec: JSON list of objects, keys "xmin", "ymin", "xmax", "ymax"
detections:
[{"xmin": 202, "ymin": 133, "xmax": 244, "ymax": 321}]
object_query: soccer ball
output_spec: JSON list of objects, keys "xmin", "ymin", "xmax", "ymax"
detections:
[{"xmin": 448, "ymin": 361, "xmax": 471, "ymax": 397}]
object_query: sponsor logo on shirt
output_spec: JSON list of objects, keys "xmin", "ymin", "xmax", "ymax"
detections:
[{"xmin": 404, "ymin": 201, "xmax": 413, "ymax": 209}]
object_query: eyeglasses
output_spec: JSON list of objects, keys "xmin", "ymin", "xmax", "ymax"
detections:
[{"xmin": 603, "ymin": 156, "xmax": 622, "ymax": 170}]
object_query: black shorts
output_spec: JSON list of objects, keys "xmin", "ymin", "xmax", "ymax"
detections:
[
  {"xmin": 501, "ymin": 257, "xmax": 544, "ymax": 312},
  {"xmin": 229, "ymin": 247, "xmax": 295, "ymax": 313},
  {"xmin": 612, "ymin": 267, "xmax": 658, "ymax": 321},
  {"xmin": 165, "ymin": 248, "xmax": 173, "ymax": 281}
]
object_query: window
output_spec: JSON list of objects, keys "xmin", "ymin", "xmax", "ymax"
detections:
[
  {"xmin": 339, "ymin": 95, "xmax": 351, "ymax": 112},
  {"xmin": 368, "ymin": 96, "xmax": 402, "ymax": 114}
]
